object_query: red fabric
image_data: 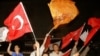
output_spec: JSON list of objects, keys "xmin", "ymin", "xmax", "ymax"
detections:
[
  {"xmin": 84, "ymin": 17, "xmax": 100, "ymax": 46},
  {"xmin": 61, "ymin": 32, "xmax": 73, "ymax": 49},
  {"xmin": 44, "ymin": 35, "xmax": 51, "ymax": 49},
  {"xmin": 4, "ymin": 2, "xmax": 32, "ymax": 41},
  {"xmin": 84, "ymin": 27, "xmax": 99, "ymax": 46},
  {"xmin": 63, "ymin": 49, "xmax": 71, "ymax": 56},
  {"xmin": 73, "ymin": 24, "xmax": 85, "ymax": 41},
  {"xmin": 61, "ymin": 24, "xmax": 84, "ymax": 49},
  {"xmin": 88, "ymin": 17, "xmax": 100, "ymax": 28}
]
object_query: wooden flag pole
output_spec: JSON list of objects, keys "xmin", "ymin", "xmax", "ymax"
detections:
[
  {"xmin": 20, "ymin": 2, "xmax": 37, "ymax": 42},
  {"xmin": 78, "ymin": 46, "xmax": 85, "ymax": 53},
  {"xmin": 32, "ymin": 32, "xmax": 37, "ymax": 42},
  {"xmin": 47, "ymin": 27, "xmax": 54, "ymax": 35},
  {"xmin": 46, "ymin": 24, "xmax": 59, "ymax": 36}
]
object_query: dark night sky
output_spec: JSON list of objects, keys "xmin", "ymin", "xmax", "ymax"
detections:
[
  {"xmin": 0, "ymin": 0, "xmax": 100, "ymax": 38},
  {"xmin": 0, "ymin": 0, "xmax": 100, "ymax": 55}
]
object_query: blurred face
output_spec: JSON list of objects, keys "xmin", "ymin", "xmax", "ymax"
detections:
[
  {"xmin": 42, "ymin": 53, "xmax": 48, "ymax": 56},
  {"xmin": 53, "ymin": 44, "xmax": 59, "ymax": 51},
  {"xmin": 14, "ymin": 45, "xmax": 20, "ymax": 52}
]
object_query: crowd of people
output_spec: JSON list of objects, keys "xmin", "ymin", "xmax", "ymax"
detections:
[
  {"xmin": 0, "ymin": 34, "xmax": 91, "ymax": 56},
  {"xmin": 5, "ymin": 41, "xmax": 81, "ymax": 56}
]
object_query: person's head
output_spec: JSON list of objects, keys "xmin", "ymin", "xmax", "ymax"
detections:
[
  {"xmin": 42, "ymin": 52, "xmax": 49, "ymax": 56},
  {"xmin": 53, "ymin": 44, "xmax": 59, "ymax": 51},
  {"xmin": 14, "ymin": 45, "xmax": 20, "ymax": 52}
]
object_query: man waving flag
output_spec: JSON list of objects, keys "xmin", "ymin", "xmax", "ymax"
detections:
[{"xmin": 4, "ymin": 2, "xmax": 32, "ymax": 41}]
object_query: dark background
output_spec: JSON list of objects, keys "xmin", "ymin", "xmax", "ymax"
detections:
[{"xmin": 0, "ymin": 0, "xmax": 100, "ymax": 56}]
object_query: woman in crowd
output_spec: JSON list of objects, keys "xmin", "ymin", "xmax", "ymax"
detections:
[
  {"xmin": 30, "ymin": 41, "xmax": 40, "ymax": 56},
  {"xmin": 7, "ymin": 43, "xmax": 23, "ymax": 56},
  {"xmin": 50, "ymin": 44, "xmax": 63, "ymax": 56},
  {"xmin": 42, "ymin": 52, "xmax": 49, "ymax": 56},
  {"xmin": 30, "ymin": 34, "xmax": 50, "ymax": 56}
]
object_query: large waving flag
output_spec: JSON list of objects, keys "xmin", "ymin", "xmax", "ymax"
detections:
[
  {"xmin": 0, "ymin": 27, "xmax": 9, "ymax": 42},
  {"xmin": 48, "ymin": 0, "xmax": 79, "ymax": 29},
  {"xmin": 44, "ymin": 0, "xmax": 79, "ymax": 38},
  {"xmin": 4, "ymin": 2, "xmax": 32, "ymax": 41}
]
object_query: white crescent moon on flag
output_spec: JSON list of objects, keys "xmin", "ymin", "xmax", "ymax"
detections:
[{"xmin": 12, "ymin": 15, "xmax": 24, "ymax": 30}]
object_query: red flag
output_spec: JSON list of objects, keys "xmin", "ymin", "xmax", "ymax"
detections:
[
  {"xmin": 88, "ymin": 17, "xmax": 100, "ymax": 28},
  {"xmin": 73, "ymin": 24, "xmax": 85, "ymax": 41},
  {"xmin": 63, "ymin": 49, "xmax": 71, "ymax": 56},
  {"xmin": 84, "ymin": 27, "xmax": 99, "ymax": 46},
  {"xmin": 4, "ymin": 2, "xmax": 32, "ymax": 41},
  {"xmin": 83, "ymin": 17, "xmax": 100, "ymax": 46},
  {"xmin": 44, "ymin": 35, "xmax": 51, "ymax": 49},
  {"xmin": 61, "ymin": 32, "xmax": 73, "ymax": 49},
  {"xmin": 61, "ymin": 24, "xmax": 85, "ymax": 49}
]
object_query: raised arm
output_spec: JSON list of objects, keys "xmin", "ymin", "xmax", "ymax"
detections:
[
  {"xmin": 70, "ymin": 41, "xmax": 78, "ymax": 56},
  {"xmin": 35, "ymin": 41, "xmax": 40, "ymax": 56},
  {"xmin": 40, "ymin": 33, "xmax": 50, "ymax": 55},
  {"xmin": 7, "ymin": 43, "xmax": 13, "ymax": 55},
  {"xmin": 42, "ymin": 33, "xmax": 49, "ymax": 46}
]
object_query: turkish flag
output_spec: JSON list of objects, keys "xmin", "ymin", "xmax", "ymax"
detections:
[
  {"xmin": 4, "ymin": 2, "xmax": 32, "ymax": 41},
  {"xmin": 84, "ymin": 27, "xmax": 99, "ymax": 46}
]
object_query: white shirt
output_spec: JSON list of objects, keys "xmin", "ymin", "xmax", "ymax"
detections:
[
  {"xmin": 50, "ymin": 51, "xmax": 63, "ymax": 56},
  {"xmin": 30, "ymin": 45, "xmax": 45, "ymax": 56},
  {"xmin": 30, "ymin": 51, "xmax": 36, "ymax": 56},
  {"xmin": 0, "ymin": 54, "xmax": 4, "ymax": 56}
]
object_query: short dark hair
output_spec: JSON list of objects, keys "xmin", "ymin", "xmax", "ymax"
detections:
[
  {"xmin": 42, "ymin": 52, "xmax": 49, "ymax": 56},
  {"xmin": 52, "ymin": 44, "xmax": 59, "ymax": 48}
]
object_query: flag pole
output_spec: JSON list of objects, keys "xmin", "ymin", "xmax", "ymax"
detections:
[
  {"xmin": 46, "ymin": 25, "xmax": 57, "ymax": 36},
  {"xmin": 47, "ymin": 23, "xmax": 60, "ymax": 35},
  {"xmin": 78, "ymin": 46, "xmax": 85, "ymax": 53},
  {"xmin": 47, "ymin": 27, "xmax": 54, "ymax": 35},
  {"xmin": 20, "ymin": 2, "xmax": 37, "ymax": 42}
]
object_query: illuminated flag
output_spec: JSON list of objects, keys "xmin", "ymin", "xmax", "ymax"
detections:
[
  {"xmin": 4, "ymin": 2, "xmax": 32, "ymax": 41},
  {"xmin": 48, "ymin": 0, "xmax": 79, "ymax": 29}
]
